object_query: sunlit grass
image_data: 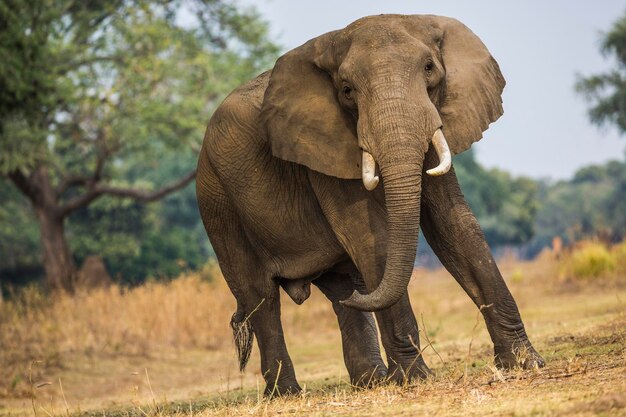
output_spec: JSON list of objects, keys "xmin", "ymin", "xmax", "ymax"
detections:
[
  {"xmin": 559, "ymin": 240, "xmax": 625, "ymax": 280},
  {"xmin": 1, "ymin": 248, "xmax": 625, "ymax": 416},
  {"xmin": 0, "ymin": 270, "xmax": 235, "ymax": 403},
  {"xmin": 613, "ymin": 240, "xmax": 626, "ymax": 272}
]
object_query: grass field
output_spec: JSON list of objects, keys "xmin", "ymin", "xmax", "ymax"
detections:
[{"xmin": 1, "ymin": 249, "xmax": 625, "ymax": 416}]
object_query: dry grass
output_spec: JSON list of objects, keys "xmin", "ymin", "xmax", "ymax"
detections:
[
  {"xmin": 0, "ymin": 267, "xmax": 234, "ymax": 399},
  {"xmin": 558, "ymin": 240, "xmax": 626, "ymax": 281},
  {"xmin": 612, "ymin": 240, "xmax": 626, "ymax": 272},
  {"xmin": 1, "ymin": 253, "xmax": 625, "ymax": 416}
]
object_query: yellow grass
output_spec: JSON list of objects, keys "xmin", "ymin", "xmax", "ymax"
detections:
[
  {"xmin": 558, "ymin": 240, "xmax": 621, "ymax": 281},
  {"xmin": 613, "ymin": 240, "xmax": 626, "ymax": 272},
  {"xmin": 1, "ymin": 254, "xmax": 625, "ymax": 416}
]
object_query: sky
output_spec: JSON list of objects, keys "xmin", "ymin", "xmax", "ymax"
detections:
[{"xmin": 239, "ymin": 0, "xmax": 626, "ymax": 180}]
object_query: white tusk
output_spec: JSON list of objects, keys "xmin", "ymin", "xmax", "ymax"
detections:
[
  {"xmin": 362, "ymin": 151, "xmax": 379, "ymax": 191},
  {"xmin": 426, "ymin": 128, "xmax": 452, "ymax": 176}
]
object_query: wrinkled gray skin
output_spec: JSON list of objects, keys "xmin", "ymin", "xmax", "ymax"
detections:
[{"xmin": 196, "ymin": 15, "xmax": 544, "ymax": 397}]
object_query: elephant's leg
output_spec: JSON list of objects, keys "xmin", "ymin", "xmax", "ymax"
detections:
[
  {"xmin": 196, "ymin": 158, "xmax": 301, "ymax": 396},
  {"xmin": 420, "ymin": 149, "xmax": 544, "ymax": 369},
  {"xmin": 246, "ymin": 283, "xmax": 302, "ymax": 397},
  {"xmin": 313, "ymin": 270, "xmax": 387, "ymax": 386},
  {"xmin": 210, "ymin": 238, "xmax": 301, "ymax": 397},
  {"xmin": 375, "ymin": 294, "xmax": 432, "ymax": 383},
  {"xmin": 307, "ymin": 171, "xmax": 430, "ymax": 384}
]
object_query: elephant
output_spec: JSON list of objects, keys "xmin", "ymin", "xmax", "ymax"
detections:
[{"xmin": 196, "ymin": 14, "xmax": 544, "ymax": 396}]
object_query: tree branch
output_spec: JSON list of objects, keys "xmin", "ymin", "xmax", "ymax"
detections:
[
  {"xmin": 58, "ymin": 169, "xmax": 196, "ymax": 218},
  {"xmin": 98, "ymin": 169, "xmax": 197, "ymax": 202},
  {"xmin": 58, "ymin": 55, "xmax": 123, "ymax": 74},
  {"xmin": 58, "ymin": 187, "xmax": 104, "ymax": 217},
  {"xmin": 56, "ymin": 128, "xmax": 113, "ymax": 195},
  {"xmin": 56, "ymin": 175, "xmax": 91, "ymax": 195},
  {"xmin": 8, "ymin": 167, "xmax": 61, "ymax": 215},
  {"xmin": 7, "ymin": 170, "xmax": 41, "ymax": 204}
]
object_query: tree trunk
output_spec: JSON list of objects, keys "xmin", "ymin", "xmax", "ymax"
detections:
[
  {"xmin": 9, "ymin": 163, "xmax": 195, "ymax": 294},
  {"xmin": 35, "ymin": 208, "xmax": 77, "ymax": 293}
]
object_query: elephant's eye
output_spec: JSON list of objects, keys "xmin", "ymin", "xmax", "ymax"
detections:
[
  {"xmin": 342, "ymin": 85, "xmax": 354, "ymax": 101},
  {"xmin": 425, "ymin": 61, "xmax": 434, "ymax": 75}
]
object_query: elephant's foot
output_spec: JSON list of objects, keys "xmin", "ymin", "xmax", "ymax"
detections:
[
  {"xmin": 350, "ymin": 364, "xmax": 388, "ymax": 388},
  {"xmin": 387, "ymin": 357, "xmax": 432, "ymax": 385},
  {"xmin": 494, "ymin": 342, "xmax": 545, "ymax": 370},
  {"xmin": 263, "ymin": 381, "xmax": 302, "ymax": 398}
]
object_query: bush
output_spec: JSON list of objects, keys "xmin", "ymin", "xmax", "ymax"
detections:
[
  {"xmin": 612, "ymin": 241, "xmax": 626, "ymax": 273},
  {"xmin": 559, "ymin": 241, "xmax": 615, "ymax": 280}
]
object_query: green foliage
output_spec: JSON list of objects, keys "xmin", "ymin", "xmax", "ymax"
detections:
[
  {"xmin": 576, "ymin": 9, "xmax": 626, "ymax": 134},
  {"xmin": 0, "ymin": 0, "xmax": 278, "ymax": 285},
  {"xmin": 66, "ymin": 155, "xmax": 214, "ymax": 284},
  {"xmin": 0, "ymin": 179, "xmax": 40, "ymax": 270},
  {"xmin": 3, "ymin": 0, "xmax": 620, "ymax": 284},
  {"xmin": 454, "ymin": 150, "xmax": 538, "ymax": 247},
  {"xmin": 0, "ymin": 0, "xmax": 279, "ymax": 182},
  {"xmin": 452, "ymin": 151, "xmax": 625, "ymax": 256},
  {"xmin": 0, "ymin": 0, "xmax": 122, "ymax": 172},
  {"xmin": 529, "ymin": 152, "xmax": 626, "ymax": 255}
]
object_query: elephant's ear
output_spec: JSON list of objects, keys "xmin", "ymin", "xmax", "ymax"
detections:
[
  {"xmin": 260, "ymin": 33, "xmax": 361, "ymax": 179},
  {"xmin": 432, "ymin": 16, "xmax": 506, "ymax": 155}
]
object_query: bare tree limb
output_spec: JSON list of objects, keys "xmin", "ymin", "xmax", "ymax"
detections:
[
  {"xmin": 7, "ymin": 170, "xmax": 41, "ymax": 204},
  {"xmin": 8, "ymin": 167, "xmax": 60, "ymax": 215},
  {"xmin": 58, "ymin": 169, "xmax": 197, "ymax": 218},
  {"xmin": 58, "ymin": 187, "xmax": 104, "ymax": 217},
  {"xmin": 56, "ymin": 175, "xmax": 91, "ymax": 195},
  {"xmin": 57, "ymin": 127, "xmax": 114, "ymax": 196},
  {"xmin": 98, "ymin": 169, "xmax": 197, "ymax": 202},
  {"xmin": 7, "ymin": 170, "xmax": 36, "ymax": 199},
  {"xmin": 57, "ymin": 150, "xmax": 108, "ymax": 195}
]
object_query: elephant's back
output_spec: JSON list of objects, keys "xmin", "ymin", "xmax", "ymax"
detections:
[
  {"xmin": 201, "ymin": 71, "xmax": 270, "ymax": 154},
  {"xmin": 235, "ymin": 70, "xmax": 271, "ymax": 103},
  {"xmin": 213, "ymin": 70, "xmax": 271, "ymax": 126},
  {"xmin": 196, "ymin": 71, "xmax": 272, "ymax": 231}
]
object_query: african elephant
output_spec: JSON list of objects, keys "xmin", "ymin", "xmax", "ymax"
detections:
[{"xmin": 196, "ymin": 14, "xmax": 544, "ymax": 396}]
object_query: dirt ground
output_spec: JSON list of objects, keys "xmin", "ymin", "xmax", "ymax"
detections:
[{"xmin": 1, "ymin": 256, "xmax": 625, "ymax": 416}]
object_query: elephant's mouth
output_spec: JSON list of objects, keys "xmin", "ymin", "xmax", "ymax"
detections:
[{"xmin": 360, "ymin": 128, "xmax": 452, "ymax": 191}]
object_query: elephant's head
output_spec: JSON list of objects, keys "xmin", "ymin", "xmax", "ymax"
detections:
[{"xmin": 261, "ymin": 15, "xmax": 505, "ymax": 311}]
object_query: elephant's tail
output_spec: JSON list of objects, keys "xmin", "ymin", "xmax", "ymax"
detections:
[{"xmin": 230, "ymin": 308, "xmax": 254, "ymax": 372}]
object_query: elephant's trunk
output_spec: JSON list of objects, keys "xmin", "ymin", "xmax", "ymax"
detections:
[
  {"xmin": 341, "ymin": 98, "xmax": 435, "ymax": 311},
  {"xmin": 361, "ymin": 128, "xmax": 451, "ymax": 189},
  {"xmin": 341, "ymin": 162, "xmax": 423, "ymax": 311}
]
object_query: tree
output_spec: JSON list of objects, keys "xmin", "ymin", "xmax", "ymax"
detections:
[
  {"xmin": 0, "ymin": 0, "xmax": 279, "ymax": 292},
  {"xmin": 526, "ymin": 152, "xmax": 626, "ymax": 256},
  {"xmin": 565, "ymin": 10, "xmax": 626, "ymax": 249},
  {"xmin": 0, "ymin": 178, "xmax": 41, "ymax": 280},
  {"xmin": 576, "ymin": 10, "xmax": 626, "ymax": 133},
  {"xmin": 454, "ymin": 150, "xmax": 538, "ymax": 247}
]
